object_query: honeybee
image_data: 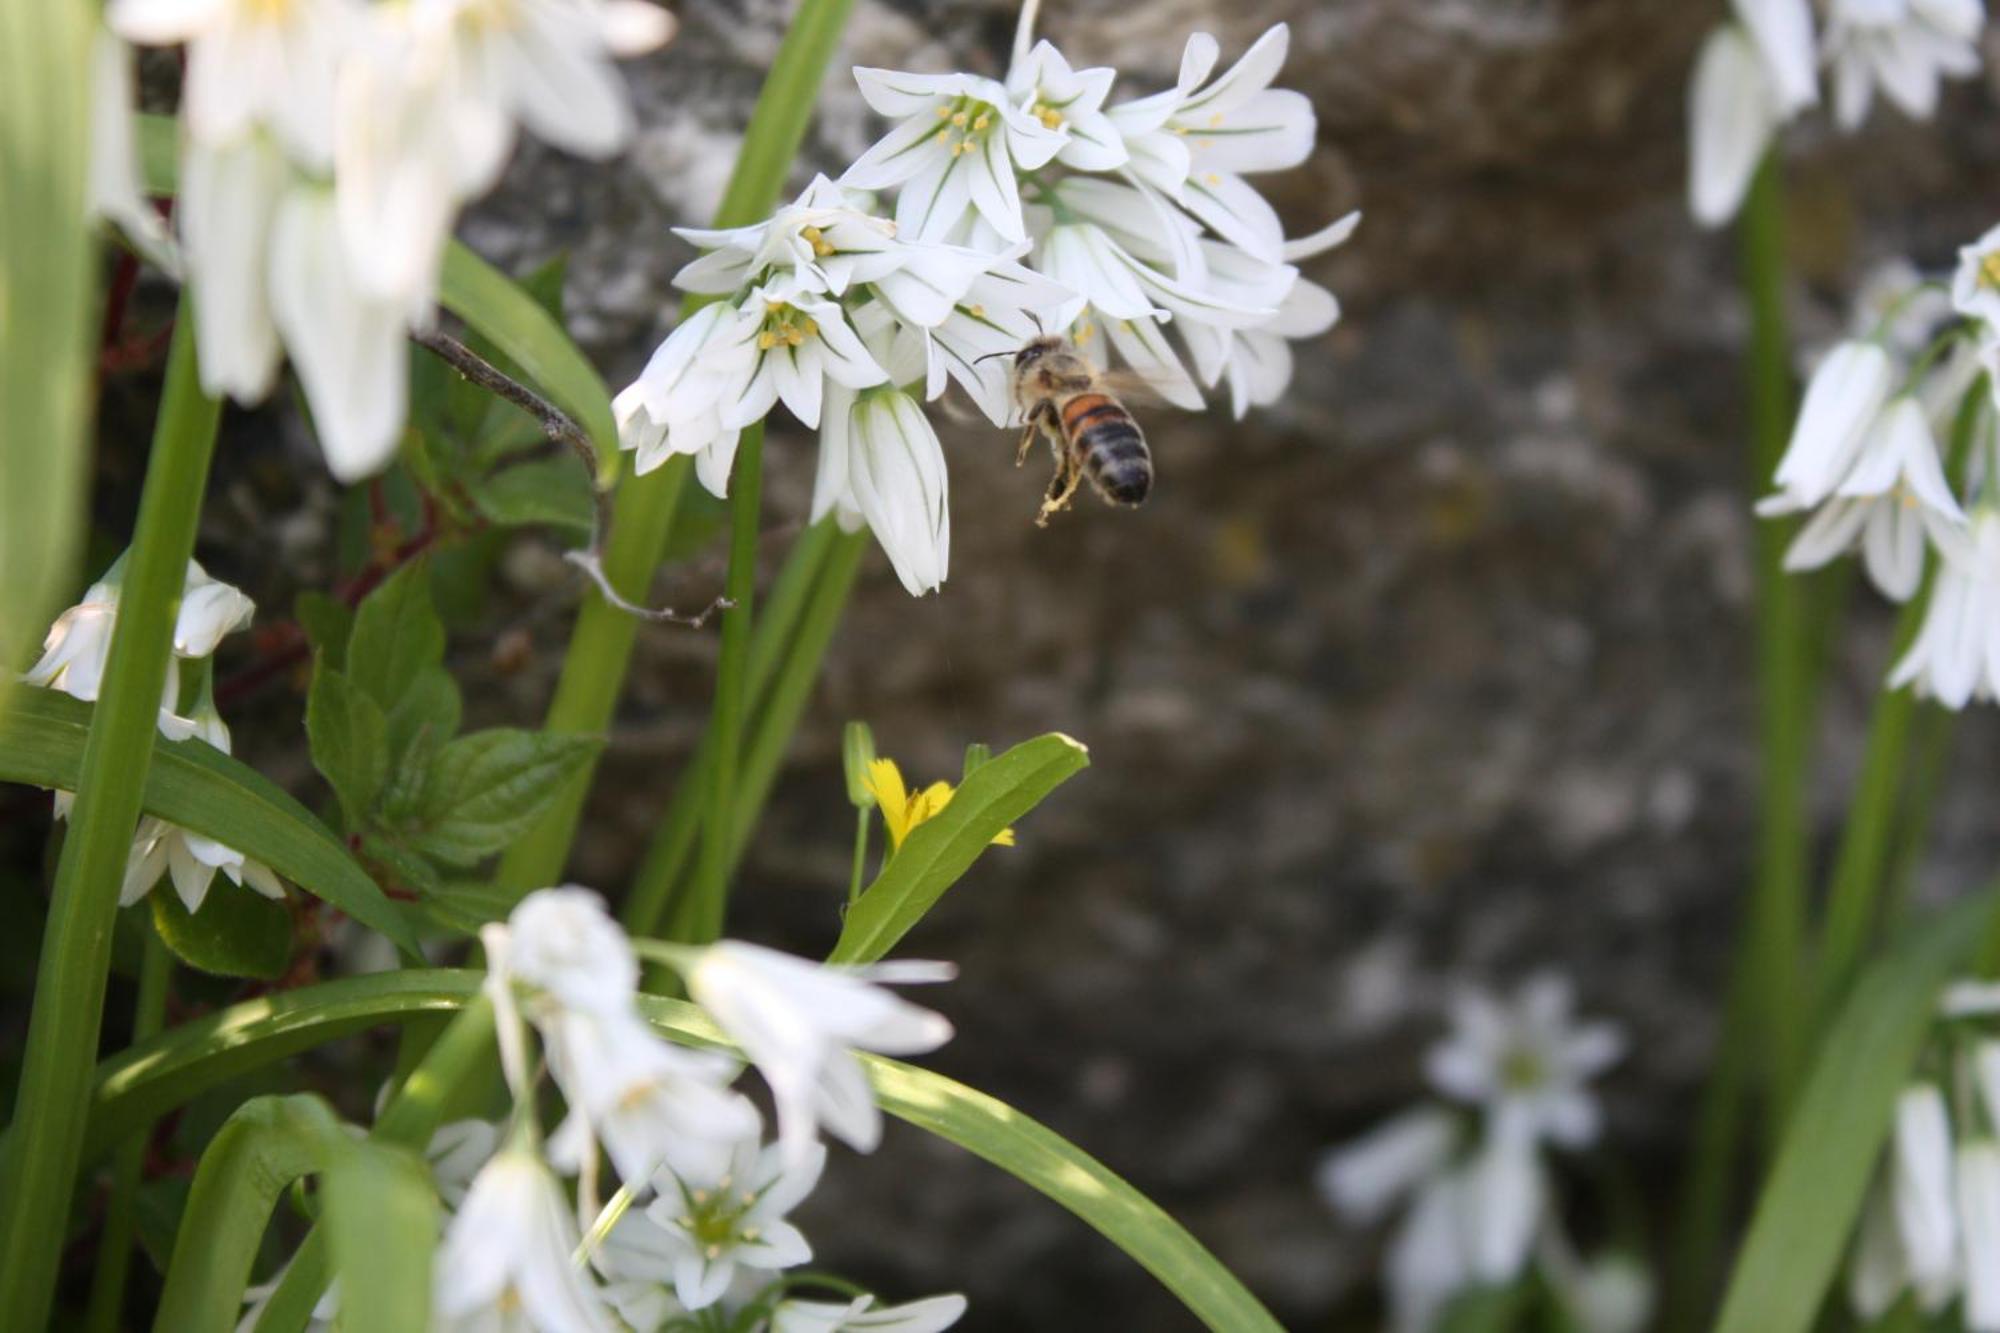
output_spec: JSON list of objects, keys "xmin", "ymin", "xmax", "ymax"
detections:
[{"xmin": 994, "ymin": 336, "xmax": 1152, "ymax": 527}]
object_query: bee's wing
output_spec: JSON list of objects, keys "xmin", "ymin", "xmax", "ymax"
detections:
[{"xmin": 1093, "ymin": 369, "xmax": 1176, "ymax": 411}]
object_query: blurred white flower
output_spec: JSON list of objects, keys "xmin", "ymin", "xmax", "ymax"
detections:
[
  {"xmin": 1315, "ymin": 1105, "xmax": 1459, "ymax": 1225},
  {"xmin": 1779, "ymin": 397, "xmax": 1967, "ymax": 601},
  {"xmin": 1758, "ymin": 339, "xmax": 1896, "ymax": 512},
  {"xmin": 1960, "ymin": 1141, "xmax": 2000, "ymax": 1331},
  {"xmin": 682, "ymin": 942, "xmax": 954, "ymax": 1166},
  {"xmin": 840, "ymin": 67, "xmax": 1065, "ymax": 244},
  {"xmin": 1851, "ymin": 1176, "xmax": 1910, "ymax": 1321},
  {"xmin": 180, "ymin": 134, "xmax": 291, "ymax": 403},
  {"xmin": 1888, "ymin": 508, "xmax": 2000, "ymax": 707},
  {"xmin": 1688, "ymin": 25, "xmax": 1784, "ymax": 229},
  {"xmin": 1383, "ymin": 1170, "xmax": 1471, "ymax": 1333},
  {"xmin": 1952, "ymin": 223, "xmax": 2000, "ymax": 329},
  {"xmin": 1425, "ymin": 974, "xmax": 1625, "ymax": 1150},
  {"xmin": 1560, "ymin": 1253, "xmax": 1655, "ymax": 1333},
  {"xmin": 88, "ymin": 31, "xmax": 177, "ymax": 273},
  {"xmin": 772, "ymin": 1293, "xmax": 970, "ymax": 1333},
  {"xmin": 504, "ymin": 886, "xmax": 640, "ymax": 1016},
  {"xmin": 1734, "ymin": 0, "xmax": 1822, "ymax": 113},
  {"xmin": 637, "ymin": 1134, "xmax": 823, "ymax": 1310},
  {"xmin": 1850, "ymin": 257, "xmax": 1954, "ymax": 356},
  {"xmin": 427, "ymin": 1119, "xmax": 500, "ymax": 1209},
  {"xmin": 435, "ymin": 1148, "xmax": 612, "ymax": 1333},
  {"xmin": 812, "ymin": 385, "xmax": 951, "ymax": 597},
  {"xmin": 1893, "ymin": 1083, "xmax": 1961, "ymax": 1309},
  {"xmin": 1823, "ymin": 0, "xmax": 1983, "ymax": 131},
  {"xmin": 175, "ymin": 565, "xmax": 259, "ymax": 658}
]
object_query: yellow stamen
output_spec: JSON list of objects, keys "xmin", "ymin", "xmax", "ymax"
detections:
[
  {"xmin": 1037, "ymin": 107, "xmax": 1063, "ymax": 130},
  {"xmin": 935, "ymin": 128, "xmax": 951, "ymax": 144},
  {"xmin": 801, "ymin": 317, "xmax": 819, "ymax": 336},
  {"xmin": 967, "ymin": 304, "xmax": 986, "ymax": 319},
  {"xmin": 935, "ymin": 104, "xmax": 952, "ymax": 118},
  {"xmin": 1204, "ymin": 172, "xmax": 1221, "ymax": 185},
  {"xmin": 765, "ymin": 299, "xmax": 785, "ymax": 313},
  {"xmin": 784, "ymin": 327, "xmax": 804, "ymax": 347},
  {"xmin": 972, "ymin": 113, "xmax": 991, "ymax": 131},
  {"xmin": 1207, "ymin": 111, "xmax": 1224, "ymax": 127},
  {"xmin": 1983, "ymin": 252, "xmax": 2000, "ymax": 290},
  {"xmin": 756, "ymin": 330, "xmax": 777, "ymax": 350},
  {"xmin": 951, "ymin": 111, "xmax": 969, "ymax": 128}
]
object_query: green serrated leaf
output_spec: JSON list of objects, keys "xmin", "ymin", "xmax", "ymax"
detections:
[
  {"xmin": 148, "ymin": 887, "xmax": 293, "ymax": 982},
  {"xmin": 294, "ymin": 592, "xmax": 353, "ymax": 664},
  {"xmin": 305, "ymin": 661, "xmax": 390, "ymax": 832},
  {"xmin": 0, "ymin": 690, "xmax": 420, "ymax": 955},
  {"xmin": 469, "ymin": 458, "xmax": 595, "ymax": 535},
  {"xmin": 829, "ymin": 734, "xmax": 1089, "ymax": 965},
  {"xmin": 358, "ymin": 834, "xmax": 442, "ymax": 899},
  {"xmin": 412, "ymin": 880, "xmax": 519, "ymax": 937},
  {"xmin": 386, "ymin": 666, "xmax": 463, "ymax": 768},
  {"xmin": 1714, "ymin": 888, "xmax": 2000, "ymax": 1333},
  {"xmin": 346, "ymin": 561, "xmax": 444, "ymax": 716},
  {"xmin": 407, "ymin": 729, "xmax": 602, "ymax": 868}
]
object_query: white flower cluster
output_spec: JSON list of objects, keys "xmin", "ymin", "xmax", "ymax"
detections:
[
  {"xmin": 430, "ymin": 888, "xmax": 965, "ymax": 1332},
  {"xmin": 22, "ymin": 560, "xmax": 283, "ymax": 912},
  {"xmin": 1315, "ymin": 975, "xmax": 1644, "ymax": 1333},
  {"xmin": 1688, "ymin": 0, "xmax": 1985, "ymax": 228},
  {"xmin": 616, "ymin": 10, "xmax": 1357, "ymax": 596},
  {"xmin": 1846, "ymin": 982, "xmax": 2000, "ymax": 1328},
  {"xmin": 1760, "ymin": 244, "xmax": 2000, "ymax": 707},
  {"xmin": 91, "ymin": 0, "xmax": 673, "ymax": 481}
]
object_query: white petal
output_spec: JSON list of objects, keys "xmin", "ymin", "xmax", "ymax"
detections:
[
  {"xmin": 1688, "ymin": 25, "xmax": 1780, "ymax": 230},
  {"xmin": 1315, "ymin": 1106, "xmax": 1459, "ymax": 1223},
  {"xmin": 1894, "ymin": 1084, "xmax": 1961, "ymax": 1306},
  {"xmin": 181, "ymin": 135, "xmax": 286, "ymax": 403},
  {"xmin": 1732, "ymin": 0, "xmax": 1820, "ymax": 112}
]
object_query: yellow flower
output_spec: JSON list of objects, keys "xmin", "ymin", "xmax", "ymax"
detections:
[{"xmin": 862, "ymin": 757, "xmax": 1016, "ymax": 853}]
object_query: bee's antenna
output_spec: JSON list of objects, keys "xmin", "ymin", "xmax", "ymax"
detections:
[
  {"xmin": 1028, "ymin": 311, "xmax": 1045, "ymax": 334},
  {"xmin": 973, "ymin": 350, "xmax": 1016, "ymax": 365}
]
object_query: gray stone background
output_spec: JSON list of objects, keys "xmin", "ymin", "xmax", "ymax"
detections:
[{"xmin": 89, "ymin": 0, "xmax": 2000, "ymax": 1328}]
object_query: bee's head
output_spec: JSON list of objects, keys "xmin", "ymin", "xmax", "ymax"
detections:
[{"xmin": 1015, "ymin": 335, "xmax": 1066, "ymax": 369}]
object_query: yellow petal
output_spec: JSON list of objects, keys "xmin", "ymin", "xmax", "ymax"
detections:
[
  {"xmin": 990, "ymin": 828, "xmax": 1016, "ymax": 847},
  {"xmin": 866, "ymin": 758, "xmax": 913, "ymax": 850}
]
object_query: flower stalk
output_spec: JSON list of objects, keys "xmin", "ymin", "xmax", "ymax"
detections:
[
  {"xmin": 0, "ymin": 302, "xmax": 222, "ymax": 1332},
  {"xmin": 80, "ymin": 932, "xmax": 171, "ymax": 1333}
]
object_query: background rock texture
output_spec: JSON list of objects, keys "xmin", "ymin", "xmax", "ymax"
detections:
[{"xmin": 68, "ymin": 0, "xmax": 2000, "ymax": 1328}]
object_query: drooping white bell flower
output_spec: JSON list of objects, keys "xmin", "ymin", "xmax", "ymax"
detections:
[
  {"xmin": 1951, "ymin": 223, "xmax": 2000, "ymax": 329},
  {"xmin": 812, "ymin": 383, "xmax": 952, "ymax": 597},
  {"xmin": 427, "ymin": 1119, "xmax": 500, "ymax": 1209},
  {"xmin": 1183, "ymin": 215, "xmax": 1358, "ymax": 418},
  {"xmin": 1758, "ymin": 340, "xmax": 1896, "ymax": 512},
  {"xmin": 1822, "ymin": 0, "xmax": 1983, "ymax": 132},
  {"xmin": 613, "ymin": 301, "xmax": 750, "ymax": 478},
  {"xmin": 1893, "ymin": 1083, "xmax": 1962, "ymax": 1310},
  {"xmin": 839, "ymin": 67, "xmax": 1066, "ymax": 244},
  {"xmin": 1778, "ymin": 397, "xmax": 1968, "ymax": 601},
  {"xmin": 1687, "ymin": 24, "xmax": 1785, "ymax": 230},
  {"xmin": 636, "ymin": 1133, "xmax": 823, "ymax": 1310},
  {"xmin": 1733, "ymin": 0, "xmax": 1821, "ymax": 114},
  {"xmin": 88, "ymin": 31, "xmax": 178, "ymax": 273},
  {"xmin": 1848, "ymin": 257, "xmax": 1956, "ymax": 359},
  {"xmin": 771, "ymin": 1294, "xmax": 971, "ymax": 1333},
  {"xmin": 180, "ymin": 134, "xmax": 291, "ymax": 403},
  {"xmin": 1960, "ymin": 1141, "xmax": 2000, "ymax": 1331},
  {"xmin": 680, "ymin": 941, "xmax": 955, "ymax": 1166},
  {"xmin": 504, "ymin": 886, "xmax": 640, "ymax": 1016},
  {"xmin": 435, "ymin": 1148, "xmax": 614, "ymax": 1333},
  {"xmin": 1004, "ymin": 39, "xmax": 1127, "ymax": 173},
  {"xmin": 1315, "ymin": 1105, "xmax": 1460, "ymax": 1226},
  {"xmin": 1104, "ymin": 25, "xmax": 1314, "ymax": 263},
  {"xmin": 1383, "ymin": 1170, "xmax": 1472, "ymax": 1333},
  {"xmin": 1888, "ymin": 508, "xmax": 2000, "ymax": 707},
  {"xmin": 266, "ymin": 185, "xmax": 411, "ymax": 482},
  {"xmin": 118, "ymin": 694, "xmax": 286, "ymax": 911},
  {"xmin": 1424, "ymin": 973, "xmax": 1626, "ymax": 1151},
  {"xmin": 541, "ymin": 1007, "xmax": 760, "ymax": 1185},
  {"xmin": 1459, "ymin": 1132, "xmax": 1545, "ymax": 1284},
  {"xmin": 1850, "ymin": 1176, "xmax": 1910, "ymax": 1321}
]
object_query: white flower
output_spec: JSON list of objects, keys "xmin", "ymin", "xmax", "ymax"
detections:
[
  {"xmin": 1850, "ymin": 257, "xmax": 1954, "ymax": 357},
  {"xmin": 1424, "ymin": 974, "xmax": 1625, "ymax": 1151},
  {"xmin": 1184, "ymin": 216, "xmax": 1357, "ymax": 419},
  {"xmin": 1459, "ymin": 1133, "xmax": 1544, "ymax": 1284},
  {"xmin": 1952, "ymin": 222, "xmax": 2000, "ymax": 328},
  {"xmin": 1315, "ymin": 1105, "xmax": 1459, "ymax": 1225},
  {"xmin": 683, "ymin": 941, "xmax": 954, "ymax": 1166},
  {"xmin": 905, "ymin": 258, "xmax": 1082, "ymax": 428},
  {"xmin": 613, "ymin": 301, "xmax": 748, "ymax": 478},
  {"xmin": 1960, "ymin": 1141, "xmax": 2000, "ymax": 1331},
  {"xmin": 772, "ymin": 1294, "xmax": 970, "ymax": 1333},
  {"xmin": 673, "ymin": 175, "xmax": 908, "ymax": 299},
  {"xmin": 1892, "ymin": 1083, "xmax": 1961, "ymax": 1309},
  {"xmin": 812, "ymin": 385, "xmax": 951, "ymax": 597},
  {"xmin": 109, "ymin": 0, "xmax": 348, "ymax": 169},
  {"xmin": 1734, "ymin": 0, "xmax": 1821, "ymax": 114},
  {"xmin": 1823, "ymin": 0, "xmax": 1983, "ymax": 131},
  {"xmin": 436, "ymin": 1148, "xmax": 613, "ymax": 1333},
  {"xmin": 1005, "ymin": 40, "xmax": 1126, "ymax": 173},
  {"xmin": 1888, "ymin": 508, "xmax": 2000, "ymax": 707},
  {"xmin": 267, "ymin": 185, "xmax": 412, "ymax": 481},
  {"xmin": 121, "ymin": 814, "xmax": 286, "ymax": 911},
  {"xmin": 1779, "ymin": 397, "xmax": 1967, "ymax": 601},
  {"xmin": 1561, "ymin": 1254, "xmax": 1654, "ymax": 1333},
  {"xmin": 88, "ymin": 31, "xmax": 177, "ymax": 273},
  {"xmin": 427, "ymin": 1119, "xmax": 500, "ymax": 1209},
  {"xmin": 840, "ymin": 67, "xmax": 1065, "ymax": 244},
  {"xmin": 637, "ymin": 1134, "xmax": 822, "ymax": 1310},
  {"xmin": 505, "ymin": 887, "xmax": 640, "ymax": 1015},
  {"xmin": 176, "ymin": 563, "xmax": 258, "ymax": 657},
  {"xmin": 1384, "ymin": 1171, "xmax": 1470, "ymax": 1333},
  {"xmin": 1105, "ymin": 25, "xmax": 1314, "ymax": 263},
  {"xmin": 715, "ymin": 276, "xmax": 890, "ymax": 446},
  {"xmin": 180, "ymin": 133, "xmax": 290, "ymax": 403},
  {"xmin": 1688, "ymin": 25, "xmax": 1784, "ymax": 229},
  {"xmin": 542, "ymin": 1007, "xmax": 760, "ymax": 1185},
  {"xmin": 1976, "ymin": 1040, "xmax": 2000, "ymax": 1128},
  {"xmin": 1851, "ymin": 1176, "xmax": 1910, "ymax": 1321},
  {"xmin": 1759, "ymin": 340, "xmax": 1896, "ymax": 512}
]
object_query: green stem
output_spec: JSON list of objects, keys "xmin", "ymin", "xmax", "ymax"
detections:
[
  {"xmin": 81, "ymin": 933, "xmax": 171, "ymax": 1333},
  {"xmin": 848, "ymin": 808, "xmax": 871, "ymax": 906},
  {"xmin": 620, "ymin": 519, "xmax": 837, "ymax": 934},
  {"xmin": 688, "ymin": 424, "xmax": 765, "ymax": 944},
  {"xmin": 1813, "ymin": 385, "xmax": 1984, "ymax": 1019},
  {"xmin": 1738, "ymin": 157, "xmax": 1812, "ymax": 1146},
  {"xmin": 252, "ymin": 996, "xmax": 496, "ymax": 1333},
  {"xmin": 493, "ymin": 0, "xmax": 859, "ymax": 895},
  {"xmin": 0, "ymin": 305, "xmax": 220, "ymax": 1331}
]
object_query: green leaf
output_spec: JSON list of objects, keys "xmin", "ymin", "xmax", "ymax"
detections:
[
  {"xmin": 412, "ymin": 879, "xmax": 519, "ymax": 937},
  {"xmin": 469, "ymin": 458, "xmax": 595, "ymax": 535},
  {"xmin": 294, "ymin": 592, "xmax": 353, "ymax": 664},
  {"xmin": 149, "ymin": 888, "xmax": 293, "ymax": 982},
  {"xmin": 829, "ymin": 733, "xmax": 1089, "ymax": 964},
  {"xmin": 385, "ymin": 666, "xmax": 463, "ymax": 770},
  {"xmin": 321, "ymin": 1146, "xmax": 437, "ymax": 1333},
  {"xmin": 406, "ymin": 729, "xmax": 602, "ymax": 867},
  {"xmin": 0, "ymin": 689, "xmax": 420, "ymax": 955},
  {"xmin": 345, "ymin": 561, "xmax": 444, "ymax": 717},
  {"xmin": 440, "ymin": 243, "xmax": 619, "ymax": 476},
  {"xmin": 82, "ymin": 973, "xmax": 1279, "ymax": 1333},
  {"xmin": 305, "ymin": 661, "xmax": 389, "ymax": 830},
  {"xmin": 357, "ymin": 834, "xmax": 442, "ymax": 899},
  {"xmin": 1714, "ymin": 889, "xmax": 2000, "ymax": 1333}
]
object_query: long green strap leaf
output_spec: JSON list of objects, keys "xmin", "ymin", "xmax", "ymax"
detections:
[
  {"xmin": 0, "ymin": 688, "xmax": 420, "ymax": 954},
  {"xmin": 81, "ymin": 972, "xmax": 1275, "ymax": 1333},
  {"xmin": 1714, "ymin": 889, "xmax": 2000, "ymax": 1333},
  {"xmin": 828, "ymin": 733, "xmax": 1090, "ymax": 964},
  {"xmin": 319, "ymin": 1145, "xmax": 438, "ymax": 1333}
]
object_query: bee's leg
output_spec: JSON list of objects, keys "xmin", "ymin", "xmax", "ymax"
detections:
[
  {"xmin": 1036, "ymin": 446, "xmax": 1087, "ymax": 527},
  {"xmin": 1013, "ymin": 422, "xmax": 1037, "ymax": 468}
]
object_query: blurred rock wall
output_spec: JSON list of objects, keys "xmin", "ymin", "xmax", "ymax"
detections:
[{"xmin": 293, "ymin": 0, "xmax": 2000, "ymax": 1325}]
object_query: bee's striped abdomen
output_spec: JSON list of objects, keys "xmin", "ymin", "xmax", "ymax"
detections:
[{"xmin": 1063, "ymin": 394, "xmax": 1151, "ymax": 506}]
